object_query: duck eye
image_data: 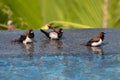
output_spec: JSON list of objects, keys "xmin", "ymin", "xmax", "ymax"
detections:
[{"xmin": 30, "ymin": 31, "xmax": 33, "ymax": 33}]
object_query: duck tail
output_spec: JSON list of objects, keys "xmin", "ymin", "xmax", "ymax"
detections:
[
  {"xmin": 11, "ymin": 38, "xmax": 20, "ymax": 43},
  {"xmin": 80, "ymin": 43, "xmax": 87, "ymax": 46},
  {"xmin": 40, "ymin": 29, "xmax": 50, "ymax": 38}
]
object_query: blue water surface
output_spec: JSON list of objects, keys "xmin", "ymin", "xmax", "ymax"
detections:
[{"xmin": 0, "ymin": 29, "xmax": 120, "ymax": 80}]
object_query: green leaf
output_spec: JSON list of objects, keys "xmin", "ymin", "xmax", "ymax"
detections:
[{"xmin": 0, "ymin": 0, "xmax": 120, "ymax": 29}]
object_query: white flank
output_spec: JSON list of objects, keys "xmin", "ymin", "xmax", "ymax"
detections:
[
  {"xmin": 49, "ymin": 32, "xmax": 58, "ymax": 39},
  {"xmin": 91, "ymin": 39, "xmax": 102, "ymax": 47},
  {"xmin": 23, "ymin": 36, "xmax": 32, "ymax": 44}
]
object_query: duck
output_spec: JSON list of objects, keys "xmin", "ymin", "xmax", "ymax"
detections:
[
  {"xmin": 86, "ymin": 32, "xmax": 105, "ymax": 47},
  {"xmin": 40, "ymin": 25, "xmax": 63, "ymax": 40},
  {"xmin": 13, "ymin": 29, "xmax": 34, "ymax": 44}
]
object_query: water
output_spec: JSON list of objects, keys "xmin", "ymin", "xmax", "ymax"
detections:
[{"xmin": 0, "ymin": 29, "xmax": 120, "ymax": 80}]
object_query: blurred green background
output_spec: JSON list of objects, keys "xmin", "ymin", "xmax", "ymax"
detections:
[{"xmin": 0, "ymin": 0, "xmax": 120, "ymax": 30}]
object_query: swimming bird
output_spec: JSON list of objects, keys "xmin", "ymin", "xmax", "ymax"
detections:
[
  {"xmin": 13, "ymin": 29, "xmax": 34, "ymax": 44},
  {"xmin": 7, "ymin": 20, "xmax": 16, "ymax": 30},
  {"xmin": 40, "ymin": 28, "xmax": 63, "ymax": 40},
  {"xmin": 86, "ymin": 32, "xmax": 105, "ymax": 47}
]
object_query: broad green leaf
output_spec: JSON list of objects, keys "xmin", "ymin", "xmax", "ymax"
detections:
[{"xmin": 0, "ymin": 0, "xmax": 120, "ymax": 29}]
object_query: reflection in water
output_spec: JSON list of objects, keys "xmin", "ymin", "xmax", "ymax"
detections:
[
  {"xmin": 87, "ymin": 47, "xmax": 104, "ymax": 70},
  {"xmin": 87, "ymin": 46, "xmax": 104, "ymax": 63},
  {"xmin": 21, "ymin": 43, "xmax": 34, "ymax": 58},
  {"xmin": 87, "ymin": 46, "xmax": 103, "ymax": 55},
  {"xmin": 41, "ymin": 39, "xmax": 63, "ymax": 49}
]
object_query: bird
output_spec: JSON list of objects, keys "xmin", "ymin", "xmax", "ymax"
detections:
[
  {"xmin": 13, "ymin": 29, "xmax": 34, "ymax": 44},
  {"xmin": 7, "ymin": 20, "xmax": 16, "ymax": 30},
  {"xmin": 86, "ymin": 32, "xmax": 105, "ymax": 47},
  {"xmin": 40, "ymin": 27, "xmax": 63, "ymax": 40}
]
